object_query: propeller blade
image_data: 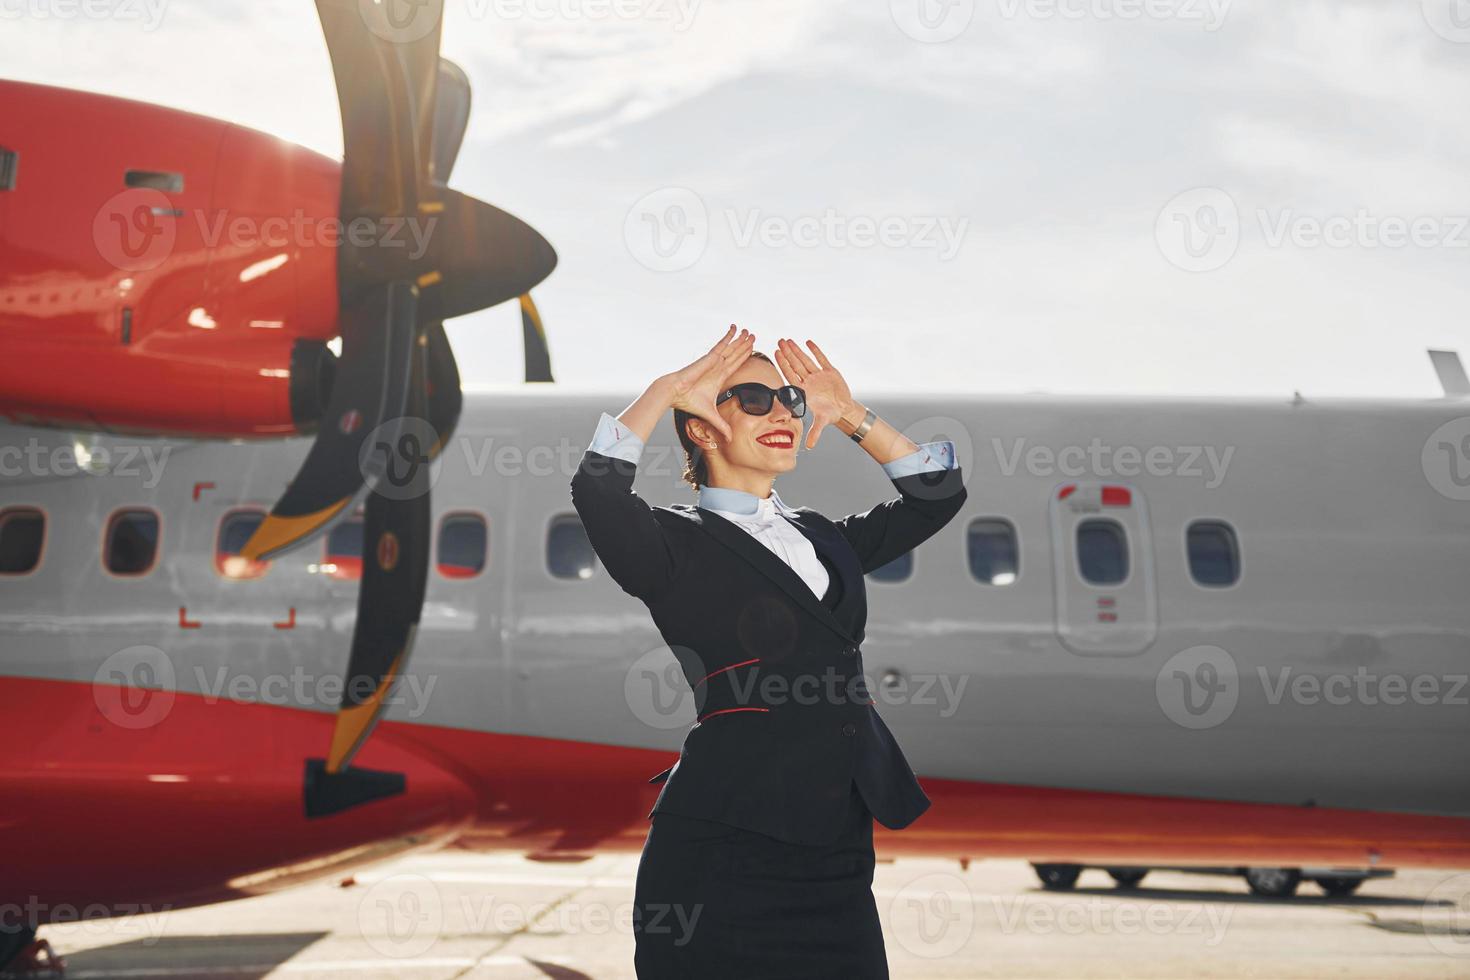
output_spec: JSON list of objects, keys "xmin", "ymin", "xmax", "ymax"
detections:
[
  {"xmin": 240, "ymin": 282, "xmax": 417, "ymax": 561},
  {"xmin": 315, "ymin": 0, "xmax": 443, "ymax": 224},
  {"xmin": 520, "ymin": 294, "xmax": 554, "ymax": 383},
  {"xmin": 324, "ymin": 342, "xmax": 433, "ymax": 774},
  {"xmin": 424, "ymin": 321, "xmax": 463, "ymax": 454},
  {"xmin": 430, "ymin": 59, "xmax": 471, "ymax": 186}
]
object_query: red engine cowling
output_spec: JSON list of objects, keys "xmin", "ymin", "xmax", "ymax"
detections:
[{"xmin": 0, "ymin": 80, "xmax": 342, "ymax": 437}]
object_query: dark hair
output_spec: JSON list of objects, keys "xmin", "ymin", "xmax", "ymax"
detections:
[{"xmin": 673, "ymin": 351, "xmax": 775, "ymax": 491}]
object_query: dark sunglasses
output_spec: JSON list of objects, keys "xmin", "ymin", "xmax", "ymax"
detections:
[{"xmin": 716, "ymin": 382, "xmax": 807, "ymax": 418}]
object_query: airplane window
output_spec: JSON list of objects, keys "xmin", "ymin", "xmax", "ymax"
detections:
[
  {"xmin": 868, "ymin": 552, "xmax": 913, "ymax": 583},
  {"xmin": 547, "ymin": 514, "xmax": 597, "ymax": 580},
  {"xmin": 216, "ymin": 510, "xmax": 270, "ymax": 580},
  {"xmin": 0, "ymin": 508, "xmax": 44, "ymax": 574},
  {"xmin": 325, "ymin": 516, "xmax": 364, "ymax": 581},
  {"xmin": 1077, "ymin": 518, "xmax": 1128, "ymax": 586},
  {"xmin": 438, "ymin": 513, "xmax": 488, "ymax": 579},
  {"xmin": 967, "ymin": 519, "xmax": 1018, "ymax": 585},
  {"xmin": 1187, "ymin": 520, "xmax": 1240, "ymax": 587},
  {"xmin": 105, "ymin": 509, "xmax": 160, "ymax": 576}
]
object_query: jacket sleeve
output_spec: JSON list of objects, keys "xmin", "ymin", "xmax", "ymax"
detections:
[
  {"xmin": 835, "ymin": 441, "xmax": 967, "ymax": 574},
  {"xmin": 569, "ymin": 414, "xmax": 688, "ymax": 602}
]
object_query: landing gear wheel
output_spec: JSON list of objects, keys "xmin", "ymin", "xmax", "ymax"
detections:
[
  {"xmin": 1033, "ymin": 864, "xmax": 1082, "ymax": 891},
  {"xmin": 1244, "ymin": 867, "xmax": 1302, "ymax": 898},
  {"xmin": 0, "ymin": 927, "xmax": 35, "ymax": 974},
  {"xmin": 1107, "ymin": 868, "xmax": 1148, "ymax": 889},
  {"xmin": 1315, "ymin": 877, "xmax": 1362, "ymax": 897}
]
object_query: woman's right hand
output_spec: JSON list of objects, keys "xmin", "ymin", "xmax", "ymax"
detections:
[{"xmin": 661, "ymin": 325, "xmax": 754, "ymax": 443}]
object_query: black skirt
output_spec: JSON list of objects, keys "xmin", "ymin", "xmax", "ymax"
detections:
[{"xmin": 633, "ymin": 781, "xmax": 888, "ymax": 980}]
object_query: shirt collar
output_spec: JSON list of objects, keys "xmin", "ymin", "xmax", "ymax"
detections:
[{"xmin": 697, "ymin": 483, "xmax": 801, "ymax": 519}]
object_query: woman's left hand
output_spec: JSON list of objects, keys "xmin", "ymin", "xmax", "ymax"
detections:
[{"xmin": 774, "ymin": 338, "xmax": 859, "ymax": 450}]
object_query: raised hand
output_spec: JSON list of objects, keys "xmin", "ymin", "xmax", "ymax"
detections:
[
  {"xmin": 774, "ymin": 338, "xmax": 857, "ymax": 450},
  {"xmin": 665, "ymin": 325, "xmax": 755, "ymax": 442}
]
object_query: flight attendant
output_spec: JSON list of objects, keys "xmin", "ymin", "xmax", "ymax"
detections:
[{"xmin": 568, "ymin": 326, "xmax": 967, "ymax": 979}]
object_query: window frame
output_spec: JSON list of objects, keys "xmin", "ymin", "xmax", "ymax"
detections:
[
  {"xmin": 214, "ymin": 507, "xmax": 272, "ymax": 581},
  {"xmin": 436, "ymin": 510, "xmax": 490, "ymax": 581},
  {"xmin": 1075, "ymin": 516, "xmax": 1131, "ymax": 588},
  {"xmin": 1184, "ymin": 518, "xmax": 1242, "ymax": 589},
  {"xmin": 321, "ymin": 512, "xmax": 366, "ymax": 581},
  {"xmin": 102, "ymin": 506, "xmax": 162, "ymax": 578},
  {"xmin": 964, "ymin": 516, "xmax": 1021, "ymax": 587},
  {"xmin": 866, "ymin": 550, "xmax": 914, "ymax": 584},
  {"xmin": 545, "ymin": 512, "xmax": 599, "ymax": 581},
  {"xmin": 0, "ymin": 505, "xmax": 47, "ymax": 577}
]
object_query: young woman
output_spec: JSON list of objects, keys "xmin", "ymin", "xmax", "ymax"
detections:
[{"xmin": 568, "ymin": 325, "xmax": 968, "ymax": 979}]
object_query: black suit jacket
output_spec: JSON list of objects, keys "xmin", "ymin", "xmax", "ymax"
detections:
[{"xmin": 569, "ymin": 447, "xmax": 967, "ymax": 845}]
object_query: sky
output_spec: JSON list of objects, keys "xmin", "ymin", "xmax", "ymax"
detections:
[{"xmin": 6, "ymin": 0, "xmax": 1470, "ymax": 399}]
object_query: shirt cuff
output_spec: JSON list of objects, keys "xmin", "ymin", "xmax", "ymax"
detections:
[
  {"xmin": 881, "ymin": 440, "xmax": 957, "ymax": 480},
  {"xmin": 588, "ymin": 411, "xmax": 645, "ymax": 465}
]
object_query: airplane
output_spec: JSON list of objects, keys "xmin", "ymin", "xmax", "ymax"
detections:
[
  {"xmin": 5, "ymin": 375, "xmax": 1470, "ymax": 968},
  {"xmin": 4, "ymin": 0, "xmax": 1470, "ymax": 970}
]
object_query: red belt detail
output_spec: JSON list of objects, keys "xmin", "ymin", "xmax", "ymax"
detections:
[{"xmin": 695, "ymin": 657, "xmax": 761, "ymax": 688}]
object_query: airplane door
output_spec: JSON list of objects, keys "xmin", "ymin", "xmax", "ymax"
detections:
[{"xmin": 1050, "ymin": 482, "xmax": 1158, "ymax": 656}]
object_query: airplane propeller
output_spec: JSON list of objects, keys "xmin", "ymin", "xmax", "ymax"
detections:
[{"xmin": 239, "ymin": 0, "xmax": 557, "ymax": 816}]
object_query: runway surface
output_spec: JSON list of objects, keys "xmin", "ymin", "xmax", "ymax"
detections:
[{"xmin": 30, "ymin": 854, "xmax": 1470, "ymax": 979}]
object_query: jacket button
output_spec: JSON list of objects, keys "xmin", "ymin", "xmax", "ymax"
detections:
[
  {"xmin": 843, "ymin": 644, "xmax": 858, "ymax": 657},
  {"xmin": 841, "ymin": 723, "xmax": 856, "ymax": 737}
]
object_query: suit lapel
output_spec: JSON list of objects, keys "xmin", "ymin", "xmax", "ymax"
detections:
[{"xmin": 691, "ymin": 506, "xmax": 856, "ymax": 644}]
